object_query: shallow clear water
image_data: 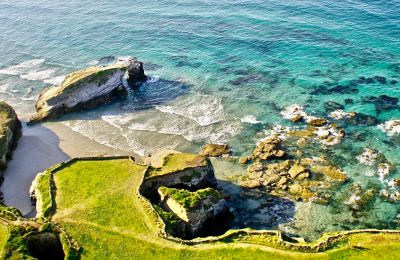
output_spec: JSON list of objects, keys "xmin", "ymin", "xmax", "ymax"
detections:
[{"xmin": 0, "ymin": 0, "xmax": 399, "ymax": 240}]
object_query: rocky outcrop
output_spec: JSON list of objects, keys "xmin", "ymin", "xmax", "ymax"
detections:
[
  {"xmin": 158, "ymin": 187, "xmax": 228, "ymax": 237},
  {"xmin": 142, "ymin": 153, "xmax": 217, "ymax": 199},
  {"xmin": 0, "ymin": 102, "xmax": 21, "ymax": 171},
  {"xmin": 29, "ymin": 58, "xmax": 146, "ymax": 124},
  {"xmin": 200, "ymin": 144, "xmax": 231, "ymax": 157}
]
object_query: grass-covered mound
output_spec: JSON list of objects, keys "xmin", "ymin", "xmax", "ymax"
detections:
[
  {"xmin": 146, "ymin": 153, "xmax": 208, "ymax": 178},
  {"xmin": 0, "ymin": 204, "xmax": 79, "ymax": 259},
  {"xmin": 32, "ymin": 156, "xmax": 400, "ymax": 259}
]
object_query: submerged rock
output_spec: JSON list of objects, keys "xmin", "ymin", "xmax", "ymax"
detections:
[
  {"xmin": 29, "ymin": 59, "xmax": 146, "ymax": 124},
  {"xmin": 0, "ymin": 102, "xmax": 21, "ymax": 171},
  {"xmin": 200, "ymin": 144, "xmax": 231, "ymax": 157},
  {"xmin": 158, "ymin": 186, "xmax": 228, "ymax": 237},
  {"xmin": 324, "ymin": 101, "xmax": 344, "ymax": 112},
  {"xmin": 362, "ymin": 95, "xmax": 398, "ymax": 113}
]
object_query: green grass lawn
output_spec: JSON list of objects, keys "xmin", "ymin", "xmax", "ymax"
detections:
[
  {"xmin": 34, "ymin": 157, "xmax": 400, "ymax": 259},
  {"xmin": 0, "ymin": 223, "xmax": 8, "ymax": 257}
]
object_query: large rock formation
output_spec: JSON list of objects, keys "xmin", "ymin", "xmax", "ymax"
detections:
[
  {"xmin": 158, "ymin": 186, "xmax": 228, "ymax": 237},
  {"xmin": 0, "ymin": 102, "xmax": 21, "ymax": 171},
  {"xmin": 142, "ymin": 153, "xmax": 217, "ymax": 199},
  {"xmin": 29, "ymin": 58, "xmax": 146, "ymax": 124}
]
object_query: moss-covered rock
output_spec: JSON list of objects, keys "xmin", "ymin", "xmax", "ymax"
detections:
[
  {"xmin": 0, "ymin": 102, "xmax": 21, "ymax": 171},
  {"xmin": 158, "ymin": 187, "xmax": 227, "ymax": 237},
  {"xmin": 29, "ymin": 59, "xmax": 146, "ymax": 124}
]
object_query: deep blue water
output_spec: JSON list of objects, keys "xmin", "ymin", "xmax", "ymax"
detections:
[{"xmin": 0, "ymin": 0, "xmax": 399, "ymax": 239}]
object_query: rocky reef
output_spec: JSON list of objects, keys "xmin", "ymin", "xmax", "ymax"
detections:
[
  {"xmin": 0, "ymin": 102, "xmax": 21, "ymax": 171},
  {"xmin": 242, "ymin": 157, "xmax": 347, "ymax": 202},
  {"xmin": 158, "ymin": 186, "xmax": 228, "ymax": 237},
  {"xmin": 29, "ymin": 58, "xmax": 146, "ymax": 124}
]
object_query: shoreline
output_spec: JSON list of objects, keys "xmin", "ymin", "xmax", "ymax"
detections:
[{"xmin": 1, "ymin": 120, "xmax": 137, "ymax": 216}]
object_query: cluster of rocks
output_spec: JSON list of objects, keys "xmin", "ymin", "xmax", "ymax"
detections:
[
  {"xmin": 241, "ymin": 156, "xmax": 347, "ymax": 202},
  {"xmin": 343, "ymin": 183, "xmax": 377, "ymax": 215},
  {"xmin": 279, "ymin": 104, "xmax": 346, "ymax": 146}
]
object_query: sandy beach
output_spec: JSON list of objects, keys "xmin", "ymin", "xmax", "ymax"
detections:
[{"xmin": 1, "ymin": 121, "xmax": 135, "ymax": 216}]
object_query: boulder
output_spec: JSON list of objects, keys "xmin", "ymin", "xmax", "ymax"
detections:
[
  {"xmin": 308, "ymin": 118, "xmax": 328, "ymax": 127},
  {"xmin": 158, "ymin": 187, "xmax": 228, "ymax": 237},
  {"xmin": 288, "ymin": 163, "xmax": 308, "ymax": 179},
  {"xmin": 200, "ymin": 144, "xmax": 231, "ymax": 157},
  {"xmin": 0, "ymin": 102, "xmax": 22, "ymax": 170},
  {"xmin": 29, "ymin": 59, "xmax": 146, "ymax": 124},
  {"xmin": 251, "ymin": 136, "xmax": 285, "ymax": 160}
]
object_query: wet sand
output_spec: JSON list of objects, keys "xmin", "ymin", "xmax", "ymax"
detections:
[{"xmin": 1, "ymin": 121, "xmax": 135, "ymax": 216}]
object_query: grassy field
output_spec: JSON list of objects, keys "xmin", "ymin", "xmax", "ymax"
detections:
[
  {"xmin": 32, "ymin": 157, "xmax": 400, "ymax": 259},
  {"xmin": 0, "ymin": 223, "xmax": 8, "ymax": 257}
]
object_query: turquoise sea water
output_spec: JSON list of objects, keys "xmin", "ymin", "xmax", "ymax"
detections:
[{"xmin": 0, "ymin": 0, "xmax": 399, "ymax": 239}]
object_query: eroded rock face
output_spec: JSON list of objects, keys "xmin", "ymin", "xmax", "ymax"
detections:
[
  {"xmin": 29, "ymin": 59, "xmax": 146, "ymax": 124},
  {"xmin": 158, "ymin": 187, "xmax": 228, "ymax": 237},
  {"xmin": 0, "ymin": 102, "xmax": 21, "ymax": 170},
  {"xmin": 200, "ymin": 144, "xmax": 231, "ymax": 157}
]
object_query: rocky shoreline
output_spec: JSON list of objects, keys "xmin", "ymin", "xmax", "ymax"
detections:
[{"xmin": 0, "ymin": 57, "xmax": 399, "ymax": 257}]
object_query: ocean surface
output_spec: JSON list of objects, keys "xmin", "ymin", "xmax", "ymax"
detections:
[{"xmin": 0, "ymin": 0, "xmax": 399, "ymax": 240}]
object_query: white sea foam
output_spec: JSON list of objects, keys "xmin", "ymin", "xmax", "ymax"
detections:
[
  {"xmin": 328, "ymin": 109, "xmax": 354, "ymax": 120},
  {"xmin": 356, "ymin": 148, "xmax": 379, "ymax": 166},
  {"xmin": 241, "ymin": 115, "xmax": 261, "ymax": 124},
  {"xmin": 87, "ymin": 60, "xmax": 99, "ymax": 66},
  {"xmin": 156, "ymin": 94, "xmax": 225, "ymax": 126},
  {"xmin": 378, "ymin": 120, "xmax": 400, "ymax": 136},
  {"xmin": 21, "ymin": 69, "xmax": 56, "ymax": 81},
  {"xmin": 0, "ymin": 83, "xmax": 9, "ymax": 93},
  {"xmin": 281, "ymin": 104, "xmax": 309, "ymax": 121},
  {"xmin": 345, "ymin": 194, "xmax": 361, "ymax": 206},
  {"xmin": 128, "ymin": 123, "xmax": 157, "ymax": 132},
  {"xmin": 377, "ymin": 163, "xmax": 391, "ymax": 182},
  {"xmin": 101, "ymin": 113, "xmax": 136, "ymax": 129},
  {"xmin": 0, "ymin": 59, "xmax": 45, "ymax": 75},
  {"xmin": 43, "ymin": 75, "xmax": 66, "ymax": 85}
]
